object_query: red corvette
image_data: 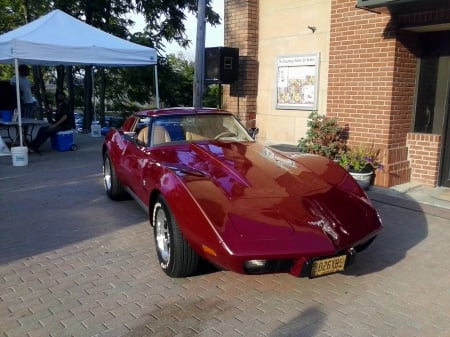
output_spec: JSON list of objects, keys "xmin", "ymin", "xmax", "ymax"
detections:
[{"xmin": 102, "ymin": 108, "xmax": 382, "ymax": 278}]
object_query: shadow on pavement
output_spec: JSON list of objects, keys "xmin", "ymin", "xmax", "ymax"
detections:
[
  {"xmin": 0, "ymin": 134, "xmax": 148, "ymax": 264},
  {"xmin": 269, "ymin": 305, "xmax": 325, "ymax": 337},
  {"xmin": 345, "ymin": 190, "xmax": 428, "ymax": 276}
]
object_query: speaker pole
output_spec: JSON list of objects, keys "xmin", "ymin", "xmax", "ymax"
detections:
[{"xmin": 193, "ymin": 0, "xmax": 206, "ymax": 109}]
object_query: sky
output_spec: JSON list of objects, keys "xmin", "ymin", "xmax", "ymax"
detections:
[{"xmin": 131, "ymin": 0, "xmax": 224, "ymax": 60}]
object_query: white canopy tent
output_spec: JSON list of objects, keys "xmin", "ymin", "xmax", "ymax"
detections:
[{"xmin": 0, "ymin": 9, "xmax": 159, "ymax": 147}]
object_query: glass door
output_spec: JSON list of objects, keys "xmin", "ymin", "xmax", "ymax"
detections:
[
  {"xmin": 440, "ymin": 71, "xmax": 450, "ymax": 187},
  {"xmin": 414, "ymin": 30, "xmax": 450, "ymax": 187}
]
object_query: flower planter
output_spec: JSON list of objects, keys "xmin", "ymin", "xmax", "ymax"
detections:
[{"xmin": 349, "ymin": 171, "xmax": 373, "ymax": 190}]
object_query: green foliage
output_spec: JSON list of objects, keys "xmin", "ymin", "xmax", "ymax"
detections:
[
  {"xmin": 0, "ymin": 0, "xmax": 222, "ymax": 123},
  {"xmin": 158, "ymin": 53, "xmax": 195, "ymax": 107},
  {"xmin": 135, "ymin": 0, "xmax": 221, "ymax": 53},
  {"xmin": 297, "ymin": 111, "xmax": 346, "ymax": 160},
  {"xmin": 203, "ymin": 84, "xmax": 220, "ymax": 108}
]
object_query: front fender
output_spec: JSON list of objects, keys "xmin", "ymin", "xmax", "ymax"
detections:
[{"xmin": 144, "ymin": 164, "xmax": 231, "ymax": 264}]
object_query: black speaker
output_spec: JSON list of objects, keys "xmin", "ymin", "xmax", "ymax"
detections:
[{"xmin": 204, "ymin": 47, "xmax": 239, "ymax": 84}]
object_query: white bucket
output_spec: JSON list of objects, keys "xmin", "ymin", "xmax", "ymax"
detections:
[
  {"xmin": 91, "ymin": 122, "xmax": 101, "ymax": 137},
  {"xmin": 11, "ymin": 146, "xmax": 28, "ymax": 166}
]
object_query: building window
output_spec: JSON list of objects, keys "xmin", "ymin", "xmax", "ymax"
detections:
[{"xmin": 276, "ymin": 53, "xmax": 319, "ymax": 110}]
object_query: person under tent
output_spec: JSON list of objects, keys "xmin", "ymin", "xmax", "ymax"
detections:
[{"xmin": 29, "ymin": 91, "xmax": 74, "ymax": 154}]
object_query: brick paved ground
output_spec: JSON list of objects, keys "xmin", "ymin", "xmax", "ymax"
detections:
[{"xmin": 1, "ymin": 134, "xmax": 450, "ymax": 337}]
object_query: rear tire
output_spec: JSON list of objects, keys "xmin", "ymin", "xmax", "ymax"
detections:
[
  {"xmin": 103, "ymin": 153, "xmax": 126, "ymax": 200},
  {"xmin": 152, "ymin": 196, "xmax": 199, "ymax": 277}
]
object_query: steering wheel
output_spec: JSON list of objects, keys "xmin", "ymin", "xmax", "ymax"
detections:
[{"xmin": 214, "ymin": 131, "xmax": 236, "ymax": 139}]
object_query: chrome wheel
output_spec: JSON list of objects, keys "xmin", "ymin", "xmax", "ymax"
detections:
[
  {"xmin": 152, "ymin": 196, "xmax": 199, "ymax": 277},
  {"xmin": 154, "ymin": 203, "xmax": 170, "ymax": 265},
  {"xmin": 103, "ymin": 155, "xmax": 112, "ymax": 193},
  {"xmin": 103, "ymin": 152, "xmax": 126, "ymax": 200}
]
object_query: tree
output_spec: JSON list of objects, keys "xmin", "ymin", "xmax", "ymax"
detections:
[
  {"xmin": 103, "ymin": 53, "xmax": 194, "ymax": 111},
  {"xmin": 0, "ymin": 0, "xmax": 222, "ymax": 128},
  {"xmin": 158, "ymin": 53, "xmax": 195, "ymax": 107},
  {"xmin": 134, "ymin": 0, "xmax": 221, "ymax": 53},
  {"xmin": 203, "ymin": 84, "xmax": 220, "ymax": 108}
]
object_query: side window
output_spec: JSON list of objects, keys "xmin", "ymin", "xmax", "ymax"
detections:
[
  {"xmin": 122, "ymin": 117, "xmax": 140, "ymax": 141},
  {"xmin": 130, "ymin": 117, "xmax": 151, "ymax": 146}
]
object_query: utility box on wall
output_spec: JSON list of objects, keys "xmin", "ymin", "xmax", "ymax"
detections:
[{"xmin": 204, "ymin": 47, "xmax": 239, "ymax": 84}]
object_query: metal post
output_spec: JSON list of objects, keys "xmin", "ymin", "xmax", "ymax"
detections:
[
  {"xmin": 13, "ymin": 59, "xmax": 24, "ymax": 147},
  {"xmin": 91, "ymin": 66, "xmax": 96, "ymax": 122},
  {"xmin": 154, "ymin": 65, "xmax": 160, "ymax": 109},
  {"xmin": 193, "ymin": 0, "xmax": 206, "ymax": 108}
]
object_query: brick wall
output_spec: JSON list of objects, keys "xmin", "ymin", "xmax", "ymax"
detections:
[
  {"xmin": 223, "ymin": 0, "xmax": 258, "ymax": 127},
  {"xmin": 328, "ymin": 0, "xmax": 418, "ymax": 187},
  {"xmin": 223, "ymin": 0, "xmax": 448, "ymax": 187},
  {"xmin": 407, "ymin": 133, "xmax": 442, "ymax": 186},
  {"xmin": 400, "ymin": 5, "xmax": 450, "ymax": 187}
]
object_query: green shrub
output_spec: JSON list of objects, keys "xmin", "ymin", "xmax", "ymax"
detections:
[{"xmin": 297, "ymin": 111, "xmax": 346, "ymax": 160}]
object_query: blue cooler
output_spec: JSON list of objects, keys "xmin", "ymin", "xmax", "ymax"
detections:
[
  {"xmin": 1, "ymin": 110, "xmax": 13, "ymax": 122},
  {"xmin": 51, "ymin": 130, "xmax": 74, "ymax": 152}
]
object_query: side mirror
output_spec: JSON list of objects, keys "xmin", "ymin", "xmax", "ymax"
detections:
[
  {"xmin": 248, "ymin": 127, "xmax": 259, "ymax": 139},
  {"xmin": 122, "ymin": 131, "xmax": 136, "ymax": 141}
]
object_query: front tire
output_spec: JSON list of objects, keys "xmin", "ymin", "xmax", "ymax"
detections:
[
  {"xmin": 103, "ymin": 153, "xmax": 126, "ymax": 200},
  {"xmin": 152, "ymin": 196, "xmax": 199, "ymax": 277}
]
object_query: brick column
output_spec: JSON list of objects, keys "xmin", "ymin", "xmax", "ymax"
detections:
[
  {"xmin": 223, "ymin": 0, "xmax": 258, "ymax": 127},
  {"xmin": 407, "ymin": 133, "xmax": 441, "ymax": 186},
  {"xmin": 327, "ymin": 0, "xmax": 418, "ymax": 187}
]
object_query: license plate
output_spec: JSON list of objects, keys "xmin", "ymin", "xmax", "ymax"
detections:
[{"xmin": 310, "ymin": 255, "xmax": 347, "ymax": 277}]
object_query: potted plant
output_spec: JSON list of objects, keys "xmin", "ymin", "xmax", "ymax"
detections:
[{"xmin": 337, "ymin": 143, "xmax": 383, "ymax": 189}]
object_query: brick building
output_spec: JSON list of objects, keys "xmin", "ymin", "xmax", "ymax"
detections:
[{"xmin": 222, "ymin": 0, "xmax": 450, "ymax": 188}]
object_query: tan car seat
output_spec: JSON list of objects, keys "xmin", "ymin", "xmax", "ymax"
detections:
[
  {"xmin": 137, "ymin": 126, "xmax": 149, "ymax": 146},
  {"xmin": 151, "ymin": 125, "xmax": 171, "ymax": 145}
]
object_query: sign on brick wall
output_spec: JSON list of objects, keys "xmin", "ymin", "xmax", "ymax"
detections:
[{"xmin": 276, "ymin": 53, "xmax": 319, "ymax": 110}]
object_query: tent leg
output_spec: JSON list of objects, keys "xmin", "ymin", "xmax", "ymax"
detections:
[{"xmin": 14, "ymin": 59, "xmax": 24, "ymax": 147}]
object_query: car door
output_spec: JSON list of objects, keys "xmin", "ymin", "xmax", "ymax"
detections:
[{"xmin": 119, "ymin": 120, "xmax": 152, "ymax": 203}]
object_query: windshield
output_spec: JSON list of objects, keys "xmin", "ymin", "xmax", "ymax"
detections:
[{"xmin": 148, "ymin": 114, "xmax": 254, "ymax": 146}]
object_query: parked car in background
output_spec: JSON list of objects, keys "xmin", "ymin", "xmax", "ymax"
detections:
[
  {"xmin": 75, "ymin": 116, "xmax": 84, "ymax": 132},
  {"xmin": 73, "ymin": 111, "xmax": 82, "ymax": 121},
  {"xmin": 101, "ymin": 116, "xmax": 124, "ymax": 135},
  {"xmin": 74, "ymin": 115, "xmax": 123, "ymax": 134},
  {"xmin": 102, "ymin": 108, "xmax": 382, "ymax": 278}
]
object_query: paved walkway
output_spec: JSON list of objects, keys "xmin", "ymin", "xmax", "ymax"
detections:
[{"xmin": 1, "ymin": 134, "xmax": 450, "ymax": 337}]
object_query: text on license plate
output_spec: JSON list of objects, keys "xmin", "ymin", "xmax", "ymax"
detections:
[{"xmin": 311, "ymin": 255, "xmax": 347, "ymax": 277}]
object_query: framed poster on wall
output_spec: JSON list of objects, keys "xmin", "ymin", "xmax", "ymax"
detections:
[{"xmin": 276, "ymin": 53, "xmax": 319, "ymax": 110}]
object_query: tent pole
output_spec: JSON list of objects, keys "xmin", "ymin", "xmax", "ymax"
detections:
[
  {"xmin": 154, "ymin": 65, "xmax": 160, "ymax": 109},
  {"xmin": 13, "ymin": 59, "xmax": 24, "ymax": 147},
  {"xmin": 91, "ymin": 66, "xmax": 96, "ymax": 121}
]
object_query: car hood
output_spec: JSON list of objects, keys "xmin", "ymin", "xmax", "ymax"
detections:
[
  {"xmin": 159, "ymin": 142, "xmax": 333, "ymax": 197},
  {"xmin": 155, "ymin": 142, "xmax": 381, "ymax": 251}
]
